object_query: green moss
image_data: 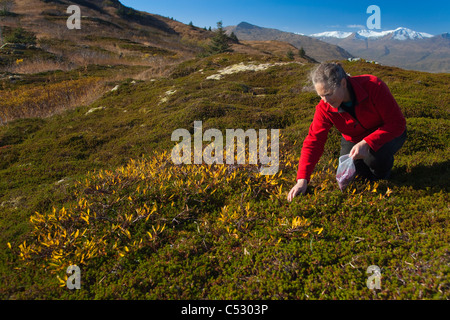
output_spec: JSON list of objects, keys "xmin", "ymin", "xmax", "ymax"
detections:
[{"xmin": 0, "ymin": 53, "xmax": 449, "ymax": 300}]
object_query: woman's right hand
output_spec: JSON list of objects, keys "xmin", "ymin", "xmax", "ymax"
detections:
[{"xmin": 287, "ymin": 179, "xmax": 308, "ymax": 202}]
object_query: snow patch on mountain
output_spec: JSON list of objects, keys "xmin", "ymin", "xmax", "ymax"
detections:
[
  {"xmin": 310, "ymin": 31, "xmax": 352, "ymax": 39},
  {"xmin": 389, "ymin": 27, "xmax": 433, "ymax": 40}
]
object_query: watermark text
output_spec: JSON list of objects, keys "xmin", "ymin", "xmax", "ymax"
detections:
[
  {"xmin": 366, "ymin": 265, "xmax": 381, "ymax": 290},
  {"xmin": 366, "ymin": 5, "xmax": 381, "ymax": 30},
  {"xmin": 66, "ymin": 265, "xmax": 81, "ymax": 289},
  {"xmin": 67, "ymin": 5, "xmax": 81, "ymax": 30},
  {"xmin": 171, "ymin": 121, "xmax": 279, "ymax": 175}
]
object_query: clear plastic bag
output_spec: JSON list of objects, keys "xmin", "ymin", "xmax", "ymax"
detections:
[{"xmin": 336, "ymin": 154, "xmax": 356, "ymax": 191}]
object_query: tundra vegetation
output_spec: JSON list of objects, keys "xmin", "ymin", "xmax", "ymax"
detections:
[{"xmin": 0, "ymin": 47, "xmax": 448, "ymax": 299}]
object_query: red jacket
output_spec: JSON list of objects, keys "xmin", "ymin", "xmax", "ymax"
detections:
[{"xmin": 296, "ymin": 74, "xmax": 406, "ymax": 182}]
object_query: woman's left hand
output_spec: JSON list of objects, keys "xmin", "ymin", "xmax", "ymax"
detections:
[{"xmin": 350, "ymin": 140, "xmax": 371, "ymax": 160}]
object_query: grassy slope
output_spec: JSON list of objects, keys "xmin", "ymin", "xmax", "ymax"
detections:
[{"xmin": 0, "ymin": 53, "xmax": 449, "ymax": 299}]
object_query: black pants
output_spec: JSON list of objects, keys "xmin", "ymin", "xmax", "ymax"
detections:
[{"xmin": 340, "ymin": 130, "xmax": 407, "ymax": 181}]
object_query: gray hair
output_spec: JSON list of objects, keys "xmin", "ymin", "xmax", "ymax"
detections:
[{"xmin": 310, "ymin": 62, "xmax": 348, "ymax": 91}]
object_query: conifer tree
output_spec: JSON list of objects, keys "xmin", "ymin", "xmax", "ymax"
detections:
[
  {"xmin": 209, "ymin": 21, "xmax": 232, "ymax": 54},
  {"xmin": 287, "ymin": 50, "xmax": 294, "ymax": 60},
  {"xmin": 298, "ymin": 47, "xmax": 306, "ymax": 58}
]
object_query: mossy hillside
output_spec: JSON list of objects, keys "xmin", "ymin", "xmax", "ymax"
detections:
[
  {"xmin": 0, "ymin": 53, "xmax": 449, "ymax": 299},
  {"xmin": 7, "ymin": 152, "xmax": 448, "ymax": 300}
]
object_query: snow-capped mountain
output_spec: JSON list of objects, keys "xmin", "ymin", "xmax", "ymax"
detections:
[
  {"xmin": 311, "ymin": 27, "xmax": 434, "ymax": 41},
  {"xmin": 309, "ymin": 27, "xmax": 449, "ymax": 73},
  {"xmin": 388, "ymin": 27, "xmax": 433, "ymax": 40}
]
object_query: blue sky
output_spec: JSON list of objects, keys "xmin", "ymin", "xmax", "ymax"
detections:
[{"xmin": 119, "ymin": 0, "xmax": 449, "ymax": 36}]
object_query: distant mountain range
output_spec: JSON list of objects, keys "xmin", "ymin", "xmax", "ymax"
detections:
[
  {"xmin": 311, "ymin": 27, "xmax": 434, "ymax": 41},
  {"xmin": 310, "ymin": 27, "xmax": 450, "ymax": 73},
  {"xmin": 1, "ymin": 1, "xmax": 448, "ymax": 74},
  {"xmin": 226, "ymin": 22, "xmax": 449, "ymax": 73},
  {"xmin": 225, "ymin": 22, "xmax": 353, "ymax": 62}
]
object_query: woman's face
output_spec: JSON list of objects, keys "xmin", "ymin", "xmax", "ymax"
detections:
[{"xmin": 314, "ymin": 78, "xmax": 348, "ymax": 109}]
